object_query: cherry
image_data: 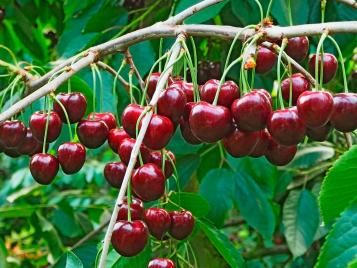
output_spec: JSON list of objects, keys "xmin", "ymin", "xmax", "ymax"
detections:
[
  {"xmin": 111, "ymin": 220, "xmax": 148, "ymax": 257},
  {"xmin": 265, "ymin": 138, "xmax": 297, "ymax": 166},
  {"xmin": 169, "ymin": 80, "xmax": 195, "ymax": 103},
  {"xmin": 267, "ymin": 107, "xmax": 305, "ymax": 146},
  {"xmin": 330, "ymin": 93, "xmax": 357, "ymax": 132},
  {"xmin": 157, "ymin": 86, "xmax": 187, "ymax": 123},
  {"xmin": 77, "ymin": 119, "xmax": 109, "ymax": 148},
  {"xmin": 231, "ymin": 91, "xmax": 272, "ymax": 132},
  {"xmin": 308, "ymin": 53, "xmax": 338, "ymax": 84},
  {"xmin": 53, "ymin": 92, "xmax": 87, "ymax": 123},
  {"xmin": 30, "ymin": 153, "xmax": 59, "ymax": 185},
  {"xmin": 179, "ymin": 119, "xmax": 202, "ymax": 145},
  {"xmin": 118, "ymin": 138, "xmax": 151, "ymax": 167},
  {"xmin": 4, "ymin": 147, "xmax": 21, "ymax": 158},
  {"xmin": 281, "ymin": 73, "xmax": 310, "ymax": 104},
  {"xmin": 250, "ymin": 129, "xmax": 270, "ymax": 157},
  {"xmin": 144, "ymin": 208, "xmax": 171, "ymax": 240},
  {"xmin": 57, "ymin": 142, "xmax": 86, "ymax": 174},
  {"xmin": 255, "ymin": 46, "xmax": 276, "ymax": 74},
  {"xmin": 104, "ymin": 162, "xmax": 126, "ymax": 188},
  {"xmin": 148, "ymin": 258, "xmax": 175, "ymax": 268},
  {"xmin": 169, "ymin": 210, "xmax": 195, "ymax": 240},
  {"xmin": 88, "ymin": 112, "xmax": 117, "ymax": 130},
  {"xmin": 307, "ymin": 124, "xmax": 332, "ymax": 141},
  {"xmin": 285, "ymin": 36, "xmax": 309, "ymax": 62},
  {"xmin": 200, "ymin": 79, "xmax": 240, "ymax": 108},
  {"xmin": 122, "ymin": 104, "xmax": 145, "ymax": 137},
  {"xmin": 147, "ymin": 72, "xmax": 161, "ymax": 98},
  {"xmin": 16, "ymin": 128, "xmax": 43, "ymax": 156},
  {"xmin": 297, "ymin": 91, "xmax": 333, "ymax": 128},
  {"xmin": 182, "ymin": 102, "xmax": 196, "ymax": 121},
  {"xmin": 0, "ymin": 120, "xmax": 26, "ymax": 148},
  {"xmin": 30, "ymin": 111, "xmax": 62, "ymax": 143},
  {"xmin": 256, "ymin": 89, "xmax": 272, "ymax": 105},
  {"xmin": 189, "ymin": 101, "xmax": 233, "ymax": 143},
  {"xmin": 131, "ymin": 163, "xmax": 165, "ymax": 201},
  {"xmin": 108, "ymin": 127, "xmax": 130, "ymax": 152},
  {"xmin": 143, "ymin": 115, "xmax": 174, "ymax": 150},
  {"xmin": 222, "ymin": 129, "xmax": 261, "ymax": 157},
  {"xmin": 149, "ymin": 150, "xmax": 175, "ymax": 178},
  {"xmin": 117, "ymin": 198, "xmax": 145, "ymax": 221}
]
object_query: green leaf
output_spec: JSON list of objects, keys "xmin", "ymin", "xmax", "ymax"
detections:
[
  {"xmin": 113, "ymin": 242, "xmax": 152, "ymax": 267},
  {"xmin": 198, "ymin": 219, "xmax": 246, "ymax": 268},
  {"xmin": 0, "ymin": 205, "xmax": 43, "ymax": 218},
  {"xmin": 0, "ymin": 239, "xmax": 7, "ymax": 268},
  {"xmin": 272, "ymin": 0, "xmax": 309, "ymax": 26},
  {"xmin": 52, "ymin": 207, "xmax": 83, "ymax": 238},
  {"xmin": 166, "ymin": 192, "xmax": 210, "ymax": 217},
  {"xmin": 283, "ymin": 190, "xmax": 319, "ymax": 257},
  {"xmin": 56, "ymin": 251, "xmax": 83, "ymax": 268},
  {"xmin": 288, "ymin": 146, "xmax": 334, "ymax": 169},
  {"xmin": 316, "ymin": 200, "xmax": 357, "ymax": 268},
  {"xmin": 130, "ymin": 41, "xmax": 156, "ymax": 77},
  {"xmin": 320, "ymin": 145, "xmax": 357, "ymax": 223},
  {"xmin": 174, "ymin": 154, "xmax": 201, "ymax": 190}
]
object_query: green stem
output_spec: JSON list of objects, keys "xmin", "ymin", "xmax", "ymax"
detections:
[
  {"xmin": 158, "ymin": 38, "xmax": 164, "ymax": 72},
  {"xmin": 287, "ymin": 0, "xmax": 293, "ymax": 26},
  {"xmin": 314, "ymin": 32, "xmax": 328, "ymax": 90},
  {"xmin": 190, "ymin": 36, "xmax": 198, "ymax": 82},
  {"xmin": 42, "ymin": 97, "xmax": 51, "ymax": 153},
  {"xmin": 321, "ymin": 0, "xmax": 327, "ymax": 23},
  {"xmin": 265, "ymin": 0, "xmax": 274, "ymax": 18},
  {"xmin": 181, "ymin": 40, "xmax": 199, "ymax": 101},
  {"xmin": 288, "ymin": 61, "xmax": 293, "ymax": 107},
  {"xmin": 126, "ymin": 180, "xmax": 132, "ymax": 222},
  {"xmin": 68, "ymin": 78, "xmax": 72, "ymax": 94},
  {"xmin": 277, "ymin": 39, "xmax": 288, "ymax": 109},
  {"xmin": 93, "ymin": 65, "xmax": 104, "ymax": 112},
  {"xmin": 91, "ymin": 64, "xmax": 97, "ymax": 112},
  {"xmin": 0, "ymin": 45, "xmax": 18, "ymax": 64},
  {"xmin": 128, "ymin": 71, "xmax": 135, "ymax": 104},
  {"xmin": 253, "ymin": 0, "xmax": 264, "ymax": 25},
  {"xmin": 51, "ymin": 94, "xmax": 73, "ymax": 140},
  {"xmin": 112, "ymin": 60, "xmax": 127, "ymax": 125}
]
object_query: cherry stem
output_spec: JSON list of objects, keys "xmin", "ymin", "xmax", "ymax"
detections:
[
  {"xmin": 158, "ymin": 38, "xmax": 164, "ymax": 72},
  {"xmin": 126, "ymin": 178, "xmax": 132, "ymax": 222},
  {"xmin": 181, "ymin": 41, "xmax": 199, "ymax": 101},
  {"xmin": 277, "ymin": 38, "xmax": 288, "ymax": 109},
  {"xmin": 287, "ymin": 0, "xmax": 293, "ymax": 26},
  {"xmin": 93, "ymin": 64, "xmax": 104, "ymax": 112},
  {"xmin": 90, "ymin": 64, "xmax": 97, "ymax": 112},
  {"xmin": 183, "ymin": 56, "xmax": 187, "ymax": 81},
  {"xmin": 190, "ymin": 36, "xmax": 198, "ymax": 82},
  {"xmin": 166, "ymin": 152, "xmax": 180, "ymax": 193},
  {"xmin": 51, "ymin": 93, "xmax": 73, "ymax": 141},
  {"xmin": 265, "ymin": 0, "xmax": 274, "ymax": 18},
  {"xmin": 314, "ymin": 31, "xmax": 328, "ymax": 91},
  {"xmin": 9, "ymin": 76, "xmax": 21, "ymax": 107},
  {"xmin": 128, "ymin": 70, "xmax": 135, "ymax": 104},
  {"xmin": 112, "ymin": 60, "xmax": 127, "ymax": 126},
  {"xmin": 321, "ymin": 0, "xmax": 327, "ymax": 23},
  {"xmin": 0, "ymin": 45, "xmax": 18, "ymax": 64},
  {"xmin": 253, "ymin": 0, "xmax": 264, "ymax": 26},
  {"xmin": 288, "ymin": 61, "xmax": 293, "ymax": 107},
  {"xmin": 68, "ymin": 78, "xmax": 72, "ymax": 94},
  {"xmin": 42, "ymin": 97, "xmax": 51, "ymax": 153},
  {"xmin": 135, "ymin": 107, "xmax": 150, "ymax": 165}
]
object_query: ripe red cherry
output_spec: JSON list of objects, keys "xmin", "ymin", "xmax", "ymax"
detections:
[
  {"xmin": 30, "ymin": 153, "xmax": 59, "ymax": 185},
  {"xmin": 250, "ymin": 129, "xmax": 270, "ymax": 157},
  {"xmin": 144, "ymin": 208, "xmax": 171, "ymax": 240},
  {"xmin": 307, "ymin": 124, "xmax": 332, "ymax": 141},
  {"xmin": 231, "ymin": 91, "xmax": 272, "ymax": 131},
  {"xmin": 200, "ymin": 79, "xmax": 240, "ymax": 108},
  {"xmin": 157, "ymin": 86, "xmax": 187, "ymax": 123},
  {"xmin": 169, "ymin": 80, "xmax": 195, "ymax": 103},
  {"xmin": 330, "ymin": 93, "xmax": 357, "ymax": 132},
  {"xmin": 111, "ymin": 220, "xmax": 148, "ymax": 257},
  {"xmin": 147, "ymin": 72, "xmax": 161, "ymax": 98},
  {"xmin": 118, "ymin": 138, "xmax": 151, "ymax": 167},
  {"xmin": 148, "ymin": 258, "xmax": 175, "ymax": 268},
  {"xmin": 179, "ymin": 119, "xmax": 202, "ymax": 145},
  {"xmin": 88, "ymin": 112, "xmax": 117, "ymax": 130},
  {"xmin": 189, "ymin": 101, "xmax": 233, "ymax": 143},
  {"xmin": 77, "ymin": 119, "xmax": 109, "ymax": 148},
  {"xmin": 0, "ymin": 120, "xmax": 26, "ymax": 148},
  {"xmin": 285, "ymin": 36, "xmax": 309, "ymax": 62},
  {"xmin": 308, "ymin": 53, "xmax": 338, "ymax": 84},
  {"xmin": 117, "ymin": 198, "xmax": 144, "ymax": 221},
  {"xmin": 149, "ymin": 150, "xmax": 175, "ymax": 178},
  {"xmin": 4, "ymin": 147, "xmax": 21, "ymax": 158},
  {"xmin": 255, "ymin": 46, "xmax": 276, "ymax": 74},
  {"xmin": 104, "ymin": 162, "xmax": 126, "ymax": 188},
  {"xmin": 17, "ymin": 128, "xmax": 43, "ymax": 156},
  {"xmin": 281, "ymin": 73, "xmax": 310, "ymax": 104},
  {"xmin": 297, "ymin": 91, "xmax": 333, "ymax": 128},
  {"xmin": 122, "ymin": 104, "xmax": 145, "ymax": 137},
  {"xmin": 265, "ymin": 138, "xmax": 297, "ymax": 166},
  {"xmin": 169, "ymin": 210, "xmax": 195, "ymax": 240},
  {"xmin": 53, "ymin": 92, "xmax": 87, "ymax": 123},
  {"xmin": 108, "ymin": 127, "xmax": 130, "ymax": 152},
  {"xmin": 256, "ymin": 89, "xmax": 272, "ymax": 105},
  {"xmin": 57, "ymin": 142, "xmax": 86, "ymax": 174},
  {"xmin": 30, "ymin": 111, "xmax": 62, "ymax": 143},
  {"xmin": 267, "ymin": 107, "xmax": 305, "ymax": 146},
  {"xmin": 222, "ymin": 129, "xmax": 261, "ymax": 157},
  {"xmin": 131, "ymin": 163, "xmax": 165, "ymax": 201},
  {"xmin": 143, "ymin": 115, "xmax": 174, "ymax": 150}
]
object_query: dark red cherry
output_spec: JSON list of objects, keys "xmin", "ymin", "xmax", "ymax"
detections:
[
  {"xmin": 17, "ymin": 128, "xmax": 43, "ymax": 156},
  {"xmin": 143, "ymin": 115, "xmax": 174, "ymax": 150},
  {"xmin": 308, "ymin": 53, "xmax": 338, "ymax": 84},
  {"xmin": 108, "ymin": 127, "xmax": 130, "ymax": 152},
  {"xmin": 111, "ymin": 220, "xmax": 148, "ymax": 257},
  {"xmin": 0, "ymin": 120, "xmax": 26, "ymax": 148},
  {"xmin": 179, "ymin": 119, "xmax": 201, "ymax": 145},
  {"xmin": 104, "ymin": 162, "xmax": 126, "ymax": 188},
  {"xmin": 122, "ymin": 104, "xmax": 145, "ymax": 137},
  {"xmin": 307, "ymin": 123, "xmax": 332, "ymax": 141},
  {"xmin": 255, "ymin": 89, "xmax": 272, "ymax": 105},
  {"xmin": 144, "ymin": 208, "xmax": 171, "ymax": 240},
  {"xmin": 267, "ymin": 107, "xmax": 305, "ymax": 146},
  {"xmin": 200, "ymin": 79, "xmax": 240, "ymax": 108},
  {"xmin": 255, "ymin": 46, "xmax": 276, "ymax": 74},
  {"xmin": 285, "ymin": 36, "xmax": 309, "ymax": 62},
  {"xmin": 281, "ymin": 73, "xmax": 310, "ymax": 104},
  {"xmin": 4, "ymin": 147, "xmax": 21, "ymax": 158},
  {"xmin": 169, "ymin": 210, "xmax": 195, "ymax": 240},
  {"xmin": 157, "ymin": 86, "xmax": 187, "ymax": 123},
  {"xmin": 189, "ymin": 101, "xmax": 233, "ymax": 143},
  {"xmin": 53, "ymin": 92, "xmax": 87, "ymax": 123},
  {"xmin": 148, "ymin": 258, "xmax": 175, "ymax": 268},
  {"xmin": 89, "ymin": 112, "xmax": 117, "ymax": 130},
  {"xmin": 169, "ymin": 80, "xmax": 195, "ymax": 103},
  {"xmin": 148, "ymin": 150, "xmax": 175, "ymax": 178},
  {"xmin": 330, "ymin": 93, "xmax": 357, "ymax": 132},
  {"xmin": 297, "ymin": 91, "xmax": 334, "ymax": 128},
  {"xmin": 131, "ymin": 163, "xmax": 165, "ymax": 201},
  {"xmin": 231, "ymin": 91, "xmax": 272, "ymax": 132},
  {"xmin": 265, "ymin": 138, "xmax": 297, "ymax": 166},
  {"xmin": 30, "ymin": 153, "xmax": 59, "ymax": 185},
  {"xmin": 57, "ymin": 142, "xmax": 86, "ymax": 174},
  {"xmin": 118, "ymin": 138, "xmax": 151, "ymax": 167},
  {"xmin": 147, "ymin": 72, "xmax": 161, "ymax": 98},
  {"xmin": 250, "ymin": 129, "xmax": 270, "ymax": 157},
  {"xmin": 77, "ymin": 119, "xmax": 109, "ymax": 148},
  {"xmin": 30, "ymin": 111, "xmax": 62, "ymax": 143},
  {"xmin": 222, "ymin": 129, "xmax": 261, "ymax": 157},
  {"xmin": 117, "ymin": 197, "xmax": 144, "ymax": 221}
]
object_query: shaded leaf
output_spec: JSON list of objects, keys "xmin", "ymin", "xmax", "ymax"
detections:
[{"xmin": 166, "ymin": 192, "xmax": 210, "ymax": 217}]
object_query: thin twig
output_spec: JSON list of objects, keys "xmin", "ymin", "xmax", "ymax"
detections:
[
  {"xmin": 96, "ymin": 61, "xmax": 130, "ymax": 91},
  {"xmin": 71, "ymin": 219, "xmax": 110, "ymax": 249},
  {"xmin": 125, "ymin": 49, "xmax": 145, "ymax": 91}
]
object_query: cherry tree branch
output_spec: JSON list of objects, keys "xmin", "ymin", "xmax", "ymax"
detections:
[{"xmin": 337, "ymin": 0, "xmax": 357, "ymax": 8}]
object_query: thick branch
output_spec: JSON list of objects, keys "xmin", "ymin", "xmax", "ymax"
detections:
[{"xmin": 337, "ymin": 0, "xmax": 357, "ymax": 8}]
